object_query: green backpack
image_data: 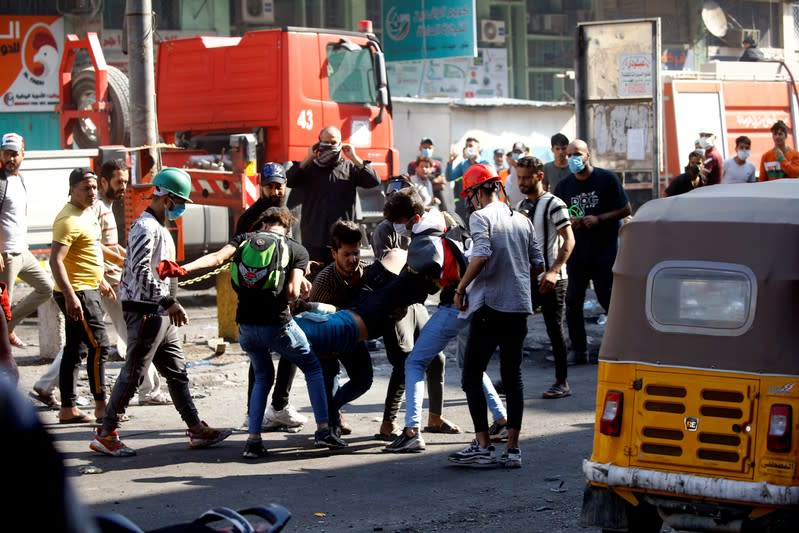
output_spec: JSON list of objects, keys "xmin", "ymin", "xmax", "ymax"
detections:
[{"xmin": 230, "ymin": 231, "xmax": 290, "ymax": 294}]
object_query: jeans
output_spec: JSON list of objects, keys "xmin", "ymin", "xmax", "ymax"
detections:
[
  {"xmin": 565, "ymin": 261, "xmax": 613, "ymax": 353},
  {"xmin": 54, "ymin": 290, "xmax": 110, "ymax": 408},
  {"xmin": 321, "ymin": 341, "xmax": 373, "ymax": 427},
  {"xmin": 405, "ymin": 305, "xmax": 506, "ymax": 429},
  {"xmin": 239, "ymin": 320, "xmax": 328, "ymax": 431},
  {"xmin": 381, "ymin": 303, "xmax": 443, "ymax": 424},
  {"xmin": 462, "ymin": 306, "xmax": 527, "ymax": 433},
  {"xmin": 534, "ymin": 279, "xmax": 568, "ymax": 382},
  {"xmin": 0, "ymin": 250, "xmax": 53, "ymax": 331}
]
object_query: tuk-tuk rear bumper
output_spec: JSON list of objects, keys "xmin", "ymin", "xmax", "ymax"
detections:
[{"xmin": 583, "ymin": 460, "xmax": 799, "ymax": 506}]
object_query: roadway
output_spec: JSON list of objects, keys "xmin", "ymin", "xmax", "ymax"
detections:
[{"xmin": 11, "ymin": 285, "xmax": 613, "ymax": 532}]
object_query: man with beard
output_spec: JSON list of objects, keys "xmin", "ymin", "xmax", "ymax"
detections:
[
  {"xmin": 666, "ymin": 150, "xmax": 705, "ymax": 196},
  {"xmin": 286, "ymin": 126, "xmax": 380, "ymax": 263},
  {"xmin": 0, "ymin": 132, "xmax": 54, "ymax": 348}
]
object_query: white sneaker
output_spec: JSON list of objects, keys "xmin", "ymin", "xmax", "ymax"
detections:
[{"xmin": 264, "ymin": 404, "xmax": 307, "ymax": 428}]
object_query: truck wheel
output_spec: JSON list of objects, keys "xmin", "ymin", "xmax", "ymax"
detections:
[
  {"xmin": 601, "ymin": 502, "xmax": 663, "ymax": 533},
  {"xmin": 70, "ymin": 66, "xmax": 131, "ymax": 148}
]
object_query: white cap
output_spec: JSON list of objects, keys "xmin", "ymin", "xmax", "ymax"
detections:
[{"xmin": 1, "ymin": 132, "xmax": 23, "ymax": 152}]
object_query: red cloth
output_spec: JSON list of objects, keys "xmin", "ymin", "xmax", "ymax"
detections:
[
  {"xmin": 0, "ymin": 282, "xmax": 11, "ymax": 322},
  {"xmin": 156, "ymin": 260, "xmax": 188, "ymax": 279}
]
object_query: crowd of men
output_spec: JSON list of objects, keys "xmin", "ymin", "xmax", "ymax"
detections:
[{"xmin": 2, "ymin": 118, "xmax": 794, "ymax": 468}]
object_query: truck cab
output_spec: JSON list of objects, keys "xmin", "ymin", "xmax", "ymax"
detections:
[{"xmin": 155, "ymin": 26, "xmax": 397, "ymax": 238}]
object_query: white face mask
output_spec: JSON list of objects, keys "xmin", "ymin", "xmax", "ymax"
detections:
[
  {"xmin": 464, "ymin": 147, "xmax": 478, "ymax": 159},
  {"xmin": 393, "ymin": 223, "xmax": 411, "ymax": 237},
  {"xmin": 699, "ymin": 137, "xmax": 713, "ymax": 149},
  {"xmin": 737, "ymin": 149, "xmax": 750, "ymax": 160}
]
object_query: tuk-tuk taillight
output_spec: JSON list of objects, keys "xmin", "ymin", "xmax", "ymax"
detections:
[
  {"xmin": 767, "ymin": 404, "xmax": 792, "ymax": 452},
  {"xmin": 599, "ymin": 390, "xmax": 624, "ymax": 436}
]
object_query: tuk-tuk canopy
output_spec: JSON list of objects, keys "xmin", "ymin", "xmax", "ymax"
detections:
[{"xmin": 604, "ymin": 180, "xmax": 799, "ymax": 375}]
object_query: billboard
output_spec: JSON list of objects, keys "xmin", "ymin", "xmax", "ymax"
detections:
[
  {"xmin": 387, "ymin": 48, "xmax": 508, "ymax": 99},
  {"xmin": 0, "ymin": 15, "xmax": 64, "ymax": 112},
  {"xmin": 382, "ymin": 0, "xmax": 476, "ymax": 61}
]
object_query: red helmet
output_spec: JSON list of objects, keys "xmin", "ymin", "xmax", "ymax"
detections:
[{"xmin": 461, "ymin": 163, "xmax": 499, "ymax": 198}]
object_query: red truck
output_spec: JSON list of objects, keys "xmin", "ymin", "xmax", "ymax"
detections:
[{"xmin": 60, "ymin": 26, "xmax": 397, "ymax": 269}]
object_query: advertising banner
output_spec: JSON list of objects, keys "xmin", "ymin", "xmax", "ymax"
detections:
[
  {"xmin": 0, "ymin": 15, "xmax": 64, "ymax": 112},
  {"xmin": 387, "ymin": 48, "xmax": 507, "ymax": 99},
  {"xmin": 382, "ymin": 0, "xmax": 476, "ymax": 61}
]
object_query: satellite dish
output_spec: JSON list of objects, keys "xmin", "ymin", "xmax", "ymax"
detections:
[{"xmin": 702, "ymin": 0, "xmax": 729, "ymax": 38}]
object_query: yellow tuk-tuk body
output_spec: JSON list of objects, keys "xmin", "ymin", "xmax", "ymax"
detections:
[{"xmin": 581, "ymin": 181, "xmax": 799, "ymax": 532}]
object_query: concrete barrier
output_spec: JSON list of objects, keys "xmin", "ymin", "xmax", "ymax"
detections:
[
  {"xmin": 38, "ymin": 297, "xmax": 64, "ymax": 360},
  {"xmin": 216, "ymin": 269, "xmax": 238, "ymax": 342}
]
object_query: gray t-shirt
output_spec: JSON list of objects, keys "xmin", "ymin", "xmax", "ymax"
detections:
[
  {"xmin": 461, "ymin": 201, "xmax": 543, "ymax": 317},
  {"xmin": 543, "ymin": 162, "xmax": 571, "ymax": 193}
]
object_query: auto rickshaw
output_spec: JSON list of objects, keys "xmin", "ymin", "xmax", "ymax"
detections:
[{"xmin": 580, "ymin": 180, "xmax": 799, "ymax": 532}]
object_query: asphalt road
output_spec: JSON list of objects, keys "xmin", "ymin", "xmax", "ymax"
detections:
[{"xmin": 11, "ymin": 285, "xmax": 613, "ymax": 532}]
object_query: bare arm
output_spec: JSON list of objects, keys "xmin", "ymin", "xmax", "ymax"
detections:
[
  {"xmin": 181, "ymin": 243, "xmax": 237, "ymax": 273},
  {"xmin": 582, "ymin": 203, "xmax": 632, "ymax": 229},
  {"xmin": 101, "ymin": 243, "xmax": 125, "ymax": 266},
  {"xmin": 453, "ymin": 255, "xmax": 489, "ymax": 311},
  {"xmin": 286, "ymin": 268, "xmax": 310, "ymax": 301},
  {"xmin": 49, "ymin": 241, "xmax": 83, "ymax": 322},
  {"xmin": 539, "ymin": 224, "xmax": 574, "ymax": 293}
]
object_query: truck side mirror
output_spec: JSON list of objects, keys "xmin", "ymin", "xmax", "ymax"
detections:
[{"xmin": 374, "ymin": 51, "xmax": 388, "ymax": 89}]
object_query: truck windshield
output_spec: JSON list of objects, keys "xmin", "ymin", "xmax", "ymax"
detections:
[{"xmin": 326, "ymin": 45, "xmax": 376, "ymax": 104}]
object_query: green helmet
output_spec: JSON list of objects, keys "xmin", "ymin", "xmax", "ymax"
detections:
[{"xmin": 152, "ymin": 167, "xmax": 193, "ymax": 202}]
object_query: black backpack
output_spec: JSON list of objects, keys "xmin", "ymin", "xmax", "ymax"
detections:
[{"xmin": 230, "ymin": 231, "xmax": 290, "ymax": 294}]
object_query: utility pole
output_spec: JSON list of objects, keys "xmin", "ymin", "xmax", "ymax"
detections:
[{"xmin": 126, "ymin": 0, "xmax": 158, "ymax": 181}]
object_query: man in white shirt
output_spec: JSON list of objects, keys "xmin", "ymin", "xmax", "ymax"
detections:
[
  {"xmin": 0, "ymin": 132, "xmax": 54, "ymax": 347},
  {"xmin": 722, "ymin": 135, "xmax": 757, "ymax": 184}
]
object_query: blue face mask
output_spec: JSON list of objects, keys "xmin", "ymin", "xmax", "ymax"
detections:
[
  {"xmin": 568, "ymin": 155, "xmax": 585, "ymax": 174},
  {"xmin": 166, "ymin": 202, "xmax": 186, "ymax": 221},
  {"xmin": 419, "ymin": 148, "xmax": 433, "ymax": 158}
]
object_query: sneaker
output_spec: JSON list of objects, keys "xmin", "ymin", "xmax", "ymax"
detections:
[
  {"xmin": 448, "ymin": 439, "xmax": 497, "ymax": 467},
  {"xmin": 384, "ymin": 430, "xmax": 425, "ymax": 453},
  {"xmin": 90, "ymin": 429, "xmax": 136, "ymax": 457},
  {"xmin": 8, "ymin": 331, "xmax": 26, "ymax": 347},
  {"xmin": 265, "ymin": 404, "xmax": 307, "ymax": 428},
  {"xmin": 314, "ymin": 427, "xmax": 348, "ymax": 449},
  {"xmin": 500, "ymin": 447, "xmax": 522, "ymax": 468},
  {"xmin": 242, "ymin": 439, "xmax": 269, "ymax": 459},
  {"xmin": 138, "ymin": 392, "xmax": 172, "ymax": 406},
  {"xmin": 542, "ymin": 383, "xmax": 572, "ymax": 399},
  {"xmin": 187, "ymin": 421, "xmax": 233, "ymax": 449},
  {"xmin": 488, "ymin": 422, "xmax": 509, "ymax": 442}
]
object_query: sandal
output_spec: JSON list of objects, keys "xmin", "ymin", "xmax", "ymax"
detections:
[
  {"xmin": 9, "ymin": 332, "xmax": 26, "ymax": 347},
  {"xmin": 30, "ymin": 388, "xmax": 58, "ymax": 409},
  {"xmin": 542, "ymin": 383, "xmax": 572, "ymax": 399},
  {"xmin": 423, "ymin": 419, "xmax": 462, "ymax": 434}
]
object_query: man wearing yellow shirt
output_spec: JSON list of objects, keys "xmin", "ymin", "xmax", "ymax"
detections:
[{"xmin": 50, "ymin": 168, "xmax": 115, "ymax": 424}]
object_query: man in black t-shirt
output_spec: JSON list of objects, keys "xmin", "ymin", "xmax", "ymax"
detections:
[{"xmin": 554, "ymin": 139, "xmax": 631, "ymax": 365}]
